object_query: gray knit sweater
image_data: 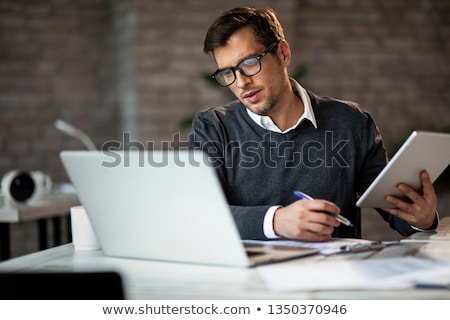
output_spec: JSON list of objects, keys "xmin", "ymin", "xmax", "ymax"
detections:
[{"xmin": 188, "ymin": 91, "xmax": 416, "ymax": 239}]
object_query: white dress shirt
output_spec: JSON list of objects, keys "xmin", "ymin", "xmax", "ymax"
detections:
[{"xmin": 246, "ymin": 79, "xmax": 317, "ymax": 238}]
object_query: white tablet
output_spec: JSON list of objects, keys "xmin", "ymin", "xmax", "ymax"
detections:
[{"xmin": 356, "ymin": 131, "xmax": 450, "ymax": 208}]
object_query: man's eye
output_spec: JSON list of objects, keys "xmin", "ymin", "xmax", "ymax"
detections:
[
  {"xmin": 221, "ymin": 69, "xmax": 234, "ymax": 77},
  {"xmin": 241, "ymin": 57, "xmax": 259, "ymax": 67}
]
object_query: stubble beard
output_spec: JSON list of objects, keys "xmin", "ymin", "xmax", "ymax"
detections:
[{"xmin": 245, "ymin": 92, "xmax": 279, "ymax": 116}]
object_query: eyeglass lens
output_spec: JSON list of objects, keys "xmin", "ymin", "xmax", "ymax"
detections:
[
  {"xmin": 212, "ymin": 41, "xmax": 278, "ymax": 87},
  {"xmin": 215, "ymin": 58, "xmax": 261, "ymax": 86}
]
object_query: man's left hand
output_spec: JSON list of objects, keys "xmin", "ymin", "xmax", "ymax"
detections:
[{"xmin": 384, "ymin": 170, "xmax": 437, "ymax": 230}]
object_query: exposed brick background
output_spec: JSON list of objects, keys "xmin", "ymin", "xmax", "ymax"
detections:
[
  {"xmin": 0, "ymin": 0, "xmax": 116, "ymax": 182},
  {"xmin": 1, "ymin": 0, "xmax": 449, "ymax": 182},
  {"xmin": 1, "ymin": 0, "xmax": 449, "ymax": 258}
]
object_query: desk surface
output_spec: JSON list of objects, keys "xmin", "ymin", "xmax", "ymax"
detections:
[
  {"xmin": 1, "ymin": 219, "xmax": 450, "ymax": 300},
  {"xmin": 0, "ymin": 189, "xmax": 80, "ymax": 222}
]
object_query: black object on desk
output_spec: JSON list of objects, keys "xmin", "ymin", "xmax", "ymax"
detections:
[{"xmin": 0, "ymin": 271, "xmax": 125, "ymax": 299}]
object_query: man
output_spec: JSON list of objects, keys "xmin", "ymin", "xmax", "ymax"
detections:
[{"xmin": 188, "ymin": 7, "xmax": 438, "ymax": 241}]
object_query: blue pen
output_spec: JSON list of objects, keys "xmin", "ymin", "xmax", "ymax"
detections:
[
  {"xmin": 415, "ymin": 282, "xmax": 450, "ymax": 290},
  {"xmin": 293, "ymin": 190, "xmax": 354, "ymax": 227}
]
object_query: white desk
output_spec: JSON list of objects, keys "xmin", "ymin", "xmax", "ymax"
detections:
[{"xmin": 1, "ymin": 218, "xmax": 450, "ymax": 299}]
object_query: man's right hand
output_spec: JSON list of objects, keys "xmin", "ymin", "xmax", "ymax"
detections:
[{"xmin": 273, "ymin": 199, "xmax": 341, "ymax": 241}]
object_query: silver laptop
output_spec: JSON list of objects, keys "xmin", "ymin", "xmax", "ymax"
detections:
[{"xmin": 60, "ymin": 150, "xmax": 318, "ymax": 267}]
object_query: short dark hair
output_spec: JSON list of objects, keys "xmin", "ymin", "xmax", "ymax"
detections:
[{"xmin": 203, "ymin": 7, "xmax": 285, "ymax": 55}]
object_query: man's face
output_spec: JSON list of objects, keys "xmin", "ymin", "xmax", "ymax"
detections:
[{"xmin": 213, "ymin": 27, "xmax": 289, "ymax": 116}]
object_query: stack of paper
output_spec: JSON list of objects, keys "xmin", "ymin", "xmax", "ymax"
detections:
[{"xmin": 256, "ymin": 257, "xmax": 450, "ymax": 291}]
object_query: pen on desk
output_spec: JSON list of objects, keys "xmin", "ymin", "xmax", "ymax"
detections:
[
  {"xmin": 339, "ymin": 240, "xmax": 400, "ymax": 253},
  {"xmin": 340, "ymin": 242, "xmax": 386, "ymax": 253},
  {"xmin": 414, "ymin": 282, "xmax": 450, "ymax": 290},
  {"xmin": 293, "ymin": 190, "xmax": 354, "ymax": 227}
]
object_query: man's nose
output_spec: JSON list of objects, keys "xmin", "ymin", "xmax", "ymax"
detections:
[{"xmin": 234, "ymin": 70, "xmax": 252, "ymax": 88}]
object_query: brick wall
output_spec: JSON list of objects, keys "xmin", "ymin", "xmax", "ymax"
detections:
[
  {"xmin": 1, "ymin": 0, "xmax": 449, "ymax": 182},
  {"xmin": 0, "ymin": 0, "xmax": 116, "ymax": 182},
  {"xmin": 291, "ymin": 0, "xmax": 450, "ymax": 152}
]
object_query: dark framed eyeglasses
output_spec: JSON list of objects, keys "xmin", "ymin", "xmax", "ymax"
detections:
[{"xmin": 211, "ymin": 41, "xmax": 279, "ymax": 87}]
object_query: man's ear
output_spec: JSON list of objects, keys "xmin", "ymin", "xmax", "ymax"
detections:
[{"xmin": 277, "ymin": 40, "xmax": 291, "ymax": 67}]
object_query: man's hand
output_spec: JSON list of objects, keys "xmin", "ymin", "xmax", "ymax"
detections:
[
  {"xmin": 273, "ymin": 199, "xmax": 341, "ymax": 241},
  {"xmin": 383, "ymin": 171, "xmax": 437, "ymax": 230}
]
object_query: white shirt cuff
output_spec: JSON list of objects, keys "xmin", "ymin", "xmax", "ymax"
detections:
[
  {"xmin": 410, "ymin": 210, "xmax": 440, "ymax": 232},
  {"xmin": 263, "ymin": 206, "xmax": 281, "ymax": 239}
]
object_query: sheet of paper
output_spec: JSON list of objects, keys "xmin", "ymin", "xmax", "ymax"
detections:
[
  {"xmin": 256, "ymin": 256, "xmax": 450, "ymax": 292},
  {"xmin": 243, "ymin": 238, "xmax": 373, "ymax": 255}
]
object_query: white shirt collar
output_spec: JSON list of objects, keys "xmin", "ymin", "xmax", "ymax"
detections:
[{"xmin": 246, "ymin": 78, "xmax": 317, "ymax": 133}]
